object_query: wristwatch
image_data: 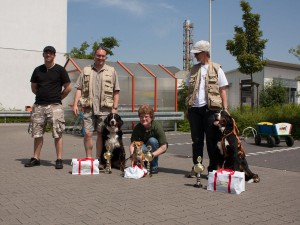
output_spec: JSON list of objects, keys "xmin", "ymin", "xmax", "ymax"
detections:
[{"xmin": 113, "ymin": 107, "xmax": 118, "ymax": 110}]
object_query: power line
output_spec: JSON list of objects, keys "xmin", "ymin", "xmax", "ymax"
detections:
[{"xmin": 0, "ymin": 46, "xmax": 66, "ymax": 54}]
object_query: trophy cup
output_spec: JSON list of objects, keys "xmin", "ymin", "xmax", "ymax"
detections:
[
  {"xmin": 144, "ymin": 145, "xmax": 153, "ymax": 177},
  {"xmin": 194, "ymin": 156, "xmax": 205, "ymax": 188},
  {"xmin": 104, "ymin": 145, "xmax": 113, "ymax": 174}
]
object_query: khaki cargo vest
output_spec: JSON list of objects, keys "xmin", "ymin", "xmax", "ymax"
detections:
[
  {"xmin": 185, "ymin": 62, "xmax": 223, "ymax": 110},
  {"xmin": 79, "ymin": 65, "xmax": 114, "ymax": 108}
]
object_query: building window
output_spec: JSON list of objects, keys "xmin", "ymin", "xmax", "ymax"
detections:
[
  {"xmin": 274, "ymin": 78, "xmax": 297, "ymax": 104},
  {"xmin": 288, "ymin": 88, "xmax": 296, "ymax": 104}
]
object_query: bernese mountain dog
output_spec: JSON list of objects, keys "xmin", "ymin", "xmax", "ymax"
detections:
[
  {"xmin": 100, "ymin": 113, "xmax": 126, "ymax": 172},
  {"xmin": 214, "ymin": 111, "xmax": 260, "ymax": 183}
]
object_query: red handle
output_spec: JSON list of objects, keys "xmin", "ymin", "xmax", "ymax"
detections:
[
  {"xmin": 218, "ymin": 168, "xmax": 235, "ymax": 175},
  {"xmin": 214, "ymin": 171, "xmax": 232, "ymax": 193},
  {"xmin": 77, "ymin": 158, "xmax": 94, "ymax": 162},
  {"xmin": 77, "ymin": 158, "xmax": 94, "ymax": 174}
]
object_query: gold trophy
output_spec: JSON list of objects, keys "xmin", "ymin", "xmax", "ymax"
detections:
[
  {"xmin": 104, "ymin": 145, "xmax": 113, "ymax": 174},
  {"xmin": 194, "ymin": 156, "xmax": 205, "ymax": 188},
  {"xmin": 144, "ymin": 145, "xmax": 153, "ymax": 177}
]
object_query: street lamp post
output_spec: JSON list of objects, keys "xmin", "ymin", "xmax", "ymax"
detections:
[{"xmin": 209, "ymin": 0, "xmax": 212, "ymax": 58}]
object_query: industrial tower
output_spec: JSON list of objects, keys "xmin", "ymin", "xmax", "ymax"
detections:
[{"xmin": 183, "ymin": 19, "xmax": 194, "ymax": 71}]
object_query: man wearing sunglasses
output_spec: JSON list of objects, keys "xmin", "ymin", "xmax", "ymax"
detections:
[
  {"xmin": 185, "ymin": 40, "xmax": 228, "ymax": 177},
  {"xmin": 72, "ymin": 47, "xmax": 120, "ymax": 168}
]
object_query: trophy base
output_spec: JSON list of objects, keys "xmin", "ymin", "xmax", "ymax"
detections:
[
  {"xmin": 145, "ymin": 173, "xmax": 152, "ymax": 178},
  {"xmin": 194, "ymin": 183, "xmax": 203, "ymax": 188},
  {"xmin": 105, "ymin": 168, "xmax": 112, "ymax": 174}
]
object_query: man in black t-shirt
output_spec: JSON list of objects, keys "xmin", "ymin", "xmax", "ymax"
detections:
[{"xmin": 25, "ymin": 46, "xmax": 71, "ymax": 169}]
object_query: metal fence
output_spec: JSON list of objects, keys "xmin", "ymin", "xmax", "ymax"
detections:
[{"xmin": 0, "ymin": 110, "xmax": 184, "ymax": 131}]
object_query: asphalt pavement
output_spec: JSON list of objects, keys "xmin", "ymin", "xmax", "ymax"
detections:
[{"xmin": 0, "ymin": 124, "xmax": 299, "ymax": 225}]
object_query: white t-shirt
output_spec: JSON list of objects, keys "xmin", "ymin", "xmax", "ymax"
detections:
[{"xmin": 186, "ymin": 64, "xmax": 228, "ymax": 107}]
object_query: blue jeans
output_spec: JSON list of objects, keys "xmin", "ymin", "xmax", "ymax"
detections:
[
  {"xmin": 188, "ymin": 106, "xmax": 223, "ymax": 172},
  {"xmin": 142, "ymin": 137, "xmax": 159, "ymax": 168}
]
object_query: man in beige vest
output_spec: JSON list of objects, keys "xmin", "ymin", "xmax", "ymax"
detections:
[
  {"xmin": 185, "ymin": 40, "xmax": 228, "ymax": 177},
  {"xmin": 72, "ymin": 47, "xmax": 120, "ymax": 167}
]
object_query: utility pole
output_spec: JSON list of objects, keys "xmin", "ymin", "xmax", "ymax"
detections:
[
  {"xmin": 183, "ymin": 19, "xmax": 194, "ymax": 71},
  {"xmin": 209, "ymin": 0, "xmax": 213, "ymax": 58}
]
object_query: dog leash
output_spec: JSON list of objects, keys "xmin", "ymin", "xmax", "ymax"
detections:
[
  {"xmin": 221, "ymin": 118, "xmax": 245, "ymax": 158},
  {"xmin": 124, "ymin": 156, "xmax": 132, "ymax": 162}
]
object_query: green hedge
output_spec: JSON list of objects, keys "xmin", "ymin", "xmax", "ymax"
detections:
[
  {"xmin": 231, "ymin": 105, "xmax": 300, "ymax": 139},
  {"xmin": 177, "ymin": 104, "xmax": 300, "ymax": 139},
  {"xmin": 0, "ymin": 117, "xmax": 30, "ymax": 123}
]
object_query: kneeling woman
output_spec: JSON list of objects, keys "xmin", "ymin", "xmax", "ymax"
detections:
[{"xmin": 129, "ymin": 104, "xmax": 168, "ymax": 174}]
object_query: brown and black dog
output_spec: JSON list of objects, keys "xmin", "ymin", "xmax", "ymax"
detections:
[
  {"xmin": 100, "ymin": 113, "xmax": 126, "ymax": 172},
  {"xmin": 214, "ymin": 111, "xmax": 260, "ymax": 183}
]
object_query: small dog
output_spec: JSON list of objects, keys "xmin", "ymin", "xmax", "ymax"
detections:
[
  {"xmin": 131, "ymin": 141, "xmax": 145, "ymax": 168},
  {"xmin": 214, "ymin": 111, "xmax": 260, "ymax": 183},
  {"xmin": 100, "ymin": 113, "xmax": 126, "ymax": 172}
]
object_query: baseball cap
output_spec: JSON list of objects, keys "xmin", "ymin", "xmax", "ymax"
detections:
[
  {"xmin": 190, "ymin": 40, "xmax": 210, "ymax": 53},
  {"xmin": 43, "ymin": 46, "xmax": 56, "ymax": 53}
]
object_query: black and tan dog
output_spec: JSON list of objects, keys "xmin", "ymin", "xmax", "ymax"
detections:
[
  {"xmin": 214, "ymin": 111, "xmax": 260, "ymax": 183},
  {"xmin": 100, "ymin": 113, "xmax": 126, "ymax": 172}
]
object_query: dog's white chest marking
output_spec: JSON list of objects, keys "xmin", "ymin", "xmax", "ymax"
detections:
[
  {"xmin": 217, "ymin": 138, "xmax": 229, "ymax": 155},
  {"xmin": 107, "ymin": 132, "xmax": 120, "ymax": 148}
]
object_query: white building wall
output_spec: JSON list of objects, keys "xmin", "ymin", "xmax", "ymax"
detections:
[
  {"xmin": 264, "ymin": 66, "xmax": 300, "ymax": 104},
  {"xmin": 0, "ymin": 0, "xmax": 67, "ymax": 110},
  {"xmin": 226, "ymin": 61, "xmax": 300, "ymax": 108},
  {"xmin": 226, "ymin": 69, "xmax": 255, "ymax": 109},
  {"xmin": 264, "ymin": 66, "xmax": 300, "ymax": 80}
]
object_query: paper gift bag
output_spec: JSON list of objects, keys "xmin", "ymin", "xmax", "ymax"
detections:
[
  {"xmin": 124, "ymin": 165, "xmax": 147, "ymax": 179},
  {"xmin": 207, "ymin": 169, "xmax": 245, "ymax": 194},
  {"xmin": 71, "ymin": 158, "xmax": 99, "ymax": 175}
]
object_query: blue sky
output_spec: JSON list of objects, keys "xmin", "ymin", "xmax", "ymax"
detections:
[{"xmin": 67, "ymin": 0, "xmax": 300, "ymax": 72}]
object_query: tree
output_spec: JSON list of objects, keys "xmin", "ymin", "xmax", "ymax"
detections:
[
  {"xmin": 66, "ymin": 36, "xmax": 119, "ymax": 59},
  {"xmin": 226, "ymin": 0, "xmax": 268, "ymax": 112},
  {"xmin": 178, "ymin": 81, "xmax": 188, "ymax": 112},
  {"xmin": 177, "ymin": 81, "xmax": 190, "ymax": 132},
  {"xmin": 289, "ymin": 45, "xmax": 300, "ymax": 61},
  {"xmin": 259, "ymin": 80, "xmax": 288, "ymax": 107}
]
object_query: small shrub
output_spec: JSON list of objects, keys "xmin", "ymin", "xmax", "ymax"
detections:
[
  {"xmin": 177, "ymin": 119, "xmax": 190, "ymax": 132},
  {"xmin": 259, "ymin": 80, "xmax": 288, "ymax": 107}
]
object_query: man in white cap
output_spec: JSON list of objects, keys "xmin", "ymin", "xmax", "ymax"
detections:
[{"xmin": 185, "ymin": 40, "xmax": 228, "ymax": 177}]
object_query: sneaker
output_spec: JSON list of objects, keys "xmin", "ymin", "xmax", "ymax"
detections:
[
  {"xmin": 150, "ymin": 167, "xmax": 159, "ymax": 174},
  {"xmin": 24, "ymin": 157, "xmax": 40, "ymax": 167},
  {"xmin": 55, "ymin": 159, "xmax": 63, "ymax": 169},
  {"xmin": 185, "ymin": 167, "xmax": 196, "ymax": 178}
]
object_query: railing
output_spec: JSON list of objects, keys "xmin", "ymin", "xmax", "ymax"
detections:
[
  {"xmin": 0, "ymin": 110, "xmax": 185, "ymax": 131},
  {"xmin": 0, "ymin": 111, "xmax": 31, "ymax": 123}
]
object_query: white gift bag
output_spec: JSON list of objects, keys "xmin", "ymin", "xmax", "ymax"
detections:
[
  {"xmin": 207, "ymin": 169, "xmax": 245, "ymax": 194},
  {"xmin": 71, "ymin": 158, "xmax": 99, "ymax": 175},
  {"xmin": 124, "ymin": 165, "xmax": 147, "ymax": 179}
]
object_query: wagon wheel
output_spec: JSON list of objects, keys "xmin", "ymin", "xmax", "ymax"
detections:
[
  {"xmin": 254, "ymin": 134, "xmax": 261, "ymax": 145},
  {"xmin": 266, "ymin": 136, "xmax": 275, "ymax": 148},
  {"xmin": 285, "ymin": 136, "xmax": 294, "ymax": 147},
  {"xmin": 274, "ymin": 136, "xmax": 281, "ymax": 145}
]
